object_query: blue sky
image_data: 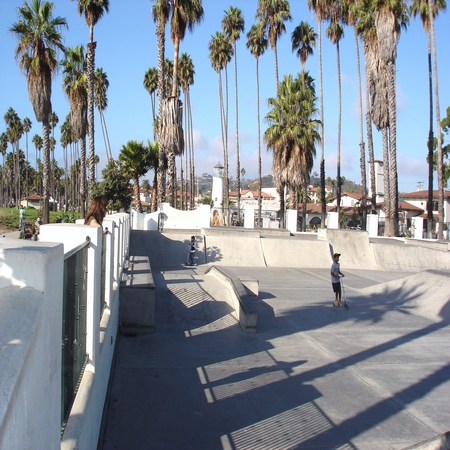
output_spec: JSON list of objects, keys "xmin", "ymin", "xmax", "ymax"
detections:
[{"xmin": 1, "ymin": 0, "xmax": 449, "ymax": 193}]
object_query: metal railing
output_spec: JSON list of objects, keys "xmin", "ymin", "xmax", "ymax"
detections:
[{"xmin": 61, "ymin": 237, "xmax": 90, "ymax": 431}]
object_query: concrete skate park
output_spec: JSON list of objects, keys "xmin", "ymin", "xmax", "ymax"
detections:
[{"xmin": 100, "ymin": 228, "xmax": 450, "ymax": 450}]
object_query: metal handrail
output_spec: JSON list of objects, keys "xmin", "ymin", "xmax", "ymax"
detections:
[{"xmin": 64, "ymin": 236, "xmax": 91, "ymax": 261}]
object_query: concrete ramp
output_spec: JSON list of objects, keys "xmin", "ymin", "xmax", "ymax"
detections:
[{"xmin": 357, "ymin": 270, "xmax": 450, "ymax": 322}]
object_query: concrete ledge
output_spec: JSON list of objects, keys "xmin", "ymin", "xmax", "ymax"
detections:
[
  {"xmin": 120, "ymin": 255, "xmax": 155, "ymax": 334},
  {"xmin": 205, "ymin": 266, "xmax": 259, "ymax": 333}
]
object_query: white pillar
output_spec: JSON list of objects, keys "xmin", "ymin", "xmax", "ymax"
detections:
[
  {"xmin": 366, "ymin": 214, "xmax": 379, "ymax": 237},
  {"xmin": 286, "ymin": 209, "xmax": 298, "ymax": 233},
  {"xmin": 327, "ymin": 212, "xmax": 339, "ymax": 229},
  {"xmin": 244, "ymin": 207, "xmax": 255, "ymax": 229},
  {"xmin": 412, "ymin": 216, "xmax": 424, "ymax": 239}
]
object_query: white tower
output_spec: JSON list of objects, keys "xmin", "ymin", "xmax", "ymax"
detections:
[
  {"xmin": 212, "ymin": 163, "xmax": 224, "ymax": 208},
  {"xmin": 368, "ymin": 160, "xmax": 384, "ymax": 204}
]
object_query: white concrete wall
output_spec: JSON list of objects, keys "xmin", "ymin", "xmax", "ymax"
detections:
[
  {"xmin": 0, "ymin": 239, "xmax": 64, "ymax": 450},
  {"xmin": 0, "ymin": 213, "xmax": 130, "ymax": 450}
]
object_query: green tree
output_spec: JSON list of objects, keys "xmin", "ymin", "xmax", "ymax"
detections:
[
  {"xmin": 265, "ymin": 73, "xmax": 320, "ymax": 231},
  {"xmin": 10, "ymin": 0, "xmax": 67, "ymax": 223},
  {"xmin": 118, "ymin": 140, "xmax": 155, "ymax": 213},
  {"xmin": 247, "ymin": 22, "xmax": 268, "ymax": 227},
  {"xmin": 98, "ymin": 158, "xmax": 132, "ymax": 212},
  {"xmin": 76, "ymin": 0, "xmax": 110, "ymax": 193},
  {"xmin": 223, "ymin": 5, "xmax": 245, "ymax": 224}
]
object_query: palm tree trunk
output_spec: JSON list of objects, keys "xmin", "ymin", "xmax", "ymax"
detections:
[
  {"xmin": 382, "ymin": 128, "xmax": 392, "ymax": 236},
  {"xmin": 336, "ymin": 41, "xmax": 342, "ymax": 223},
  {"xmin": 156, "ymin": 16, "xmax": 166, "ymax": 209},
  {"xmin": 355, "ymin": 29, "xmax": 367, "ymax": 230},
  {"xmin": 42, "ymin": 121, "xmax": 50, "ymax": 224},
  {"xmin": 429, "ymin": 0, "xmax": 444, "ymax": 239},
  {"xmin": 234, "ymin": 43, "xmax": 241, "ymax": 225},
  {"xmin": 256, "ymin": 57, "xmax": 262, "ymax": 228},
  {"xmin": 87, "ymin": 39, "xmax": 96, "ymax": 194},
  {"xmin": 317, "ymin": 18, "xmax": 326, "ymax": 228},
  {"xmin": 134, "ymin": 175, "xmax": 143, "ymax": 213},
  {"xmin": 80, "ymin": 137, "xmax": 87, "ymax": 219},
  {"xmin": 426, "ymin": 29, "xmax": 434, "ymax": 238},
  {"xmin": 387, "ymin": 62, "xmax": 398, "ymax": 236}
]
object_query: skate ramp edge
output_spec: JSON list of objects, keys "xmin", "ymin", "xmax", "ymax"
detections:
[
  {"xmin": 205, "ymin": 266, "xmax": 258, "ymax": 333},
  {"xmin": 358, "ymin": 270, "xmax": 450, "ymax": 323}
]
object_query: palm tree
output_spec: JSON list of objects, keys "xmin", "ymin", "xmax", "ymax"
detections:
[
  {"xmin": 10, "ymin": 0, "xmax": 67, "ymax": 223},
  {"xmin": 341, "ymin": 0, "xmax": 368, "ymax": 228},
  {"xmin": 410, "ymin": 0, "xmax": 446, "ymax": 237},
  {"xmin": 223, "ymin": 6, "xmax": 245, "ymax": 225},
  {"xmin": 118, "ymin": 140, "xmax": 154, "ymax": 213},
  {"xmin": 426, "ymin": 0, "xmax": 445, "ymax": 238},
  {"xmin": 291, "ymin": 20, "xmax": 317, "ymax": 72},
  {"xmin": 372, "ymin": 0, "xmax": 408, "ymax": 236},
  {"xmin": 76, "ymin": 0, "xmax": 109, "ymax": 193},
  {"xmin": 22, "ymin": 117, "xmax": 32, "ymax": 202},
  {"xmin": 48, "ymin": 110, "xmax": 59, "ymax": 201},
  {"xmin": 308, "ymin": 0, "xmax": 331, "ymax": 229},
  {"xmin": 4, "ymin": 108, "xmax": 24, "ymax": 208},
  {"xmin": 32, "ymin": 133, "xmax": 43, "ymax": 194},
  {"xmin": 163, "ymin": 0, "xmax": 203, "ymax": 207},
  {"xmin": 326, "ymin": 3, "xmax": 344, "ymax": 222},
  {"xmin": 209, "ymin": 31, "xmax": 233, "ymax": 222},
  {"xmin": 61, "ymin": 45, "xmax": 88, "ymax": 218},
  {"xmin": 143, "ymin": 67, "xmax": 158, "ymax": 139},
  {"xmin": 247, "ymin": 22, "xmax": 268, "ymax": 228},
  {"xmin": 265, "ymin": 73, "xmax": 320, "ymax": 231},
  {"xmin": 178, "ymin": 53, "xmax": 195, "ymax": 209},
  {"xmin": 256, "ymin": 0, "xmax": 291, "ymax": 92},
  {"xmin": 257, "ymin": 0, "xmax": 291, "ymax": 227},
  {"xmin": 94, "ymin": 67, "xmax": 112, "ymax": 160},
  {"xmin": 152, "ymin": 0, "xmax": 170, "ymax": 209},
  {"xmin": 0, "ymin": 132, "xmax": 8, "ymax": 206}
]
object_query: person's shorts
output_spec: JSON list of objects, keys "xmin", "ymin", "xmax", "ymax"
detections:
[{"xmin": 332, "ymin": 282, "xmax": 341, "ymax": 294}]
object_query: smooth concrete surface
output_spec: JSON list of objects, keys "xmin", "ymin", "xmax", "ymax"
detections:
[{"xmin": 99, "ymin": 231, "xmax": 450, "ymax": 450}]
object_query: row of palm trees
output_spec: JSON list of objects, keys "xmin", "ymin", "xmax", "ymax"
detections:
[{"xmin": 7, "ymin": 0, "xmax": 109, "ymax": 224}]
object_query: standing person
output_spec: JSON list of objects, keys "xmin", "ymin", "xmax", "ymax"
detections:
[
  {"xmin": 331, "ymin": 253, "xmax": 345, "ymax": 306},
  {"xmin": 185, "ymin": 235, "xmax": 196, "ymax": 266},
  {"xmin": 33, "ymin": 217, "xmax": 42, "ymax": 241},
  {"xmin": 84, "ymin": 196, "xmax": 107, "ymax": 227},
  {"xmin": 19, "ymin": 206, "xmax": 25, "ymax": 230}
]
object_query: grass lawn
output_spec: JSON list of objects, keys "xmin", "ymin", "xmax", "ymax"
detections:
[{"xmin": 0, "ymin": 207, "xmax": 80, "ymax": 232}]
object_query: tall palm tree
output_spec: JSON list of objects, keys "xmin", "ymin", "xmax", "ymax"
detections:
[
  {"xmin": 94, "ymin": 67, "xmax": 112, "ymax": 160},
  {"xmin": 61, "ymin": 45, "xmax": 88, "ymax": 218},
  {"xmin": 178, "ymin": 53, "xmax": 195, "ymax": 209},
  {"xmin": 326, "ymin": 3, "xmax": 344, "ymax": 221},
  {"xmin": 372, "ymin": 0, "xmax": 408, "ymax": 236},
  {"xmin": 152, "ymin": 0, "xmax": 170, "ymax": 210},
  {"xmin": 410, "ymin": 0, "xmax": 446, "ymax": 237},
  {"xmin": 247, "ymin": 22, "xmax": 268, "ymax": 228},
  {"xmin": 76, "ymin": 0, "xmax": 109, "ymax": 193},
  {"xmin": 22, "ymin": 117, "xmax": 32, "ymax": 202},
  {"xmin": 341, "ymin": 0, "xmax": 368, "ymax": 228},
  {"xmin": 308, "ymin": 0, "xmax": 330, "ymax": 228},
  {"xmin": 163, "ymin": 0, "xmax": 203, "ymax": 207},
  {"xmin": 118, "ymin": 140, "xmax": 154, "ymax": 213},
  {"xmin": 32, "ymin": 133, "xmax": 43, "ymax": 193},
  {"xmin": 427, "ymin": 0, "xmax": 445, "ymax": 238},
  {"xmin": 223, "ymin": 5, "xmax": 245, "ymax": 224},
  {"xmin": 143, "ymin": 67, "xmax": 158, "ymax": 139},
  {"xmin": 265, "ymin": 73, "xmax": 320, "ymax": 231},
  {"xmin": 291, "ymin": 20, "xmax": 317, "ymax": 72},
  {"xmin": 209, "ymin": 31, "xmax": 233, "ymax": 222},
  {"xmin": 48, "ymin": 110, "xmax": 59, "ymax": 201},
  {"xmin": 0, "ymin": 132, "xmax": 7, "ymax": 206},
  {"xmin": 10, "ymin": 0, "xmax": 67, "ymax": 223},
  {"xmin": 256, "ymin": 0, "xmax": 291, "ymax": 92},
  {"xmin": 4, "ymin": 108, "xmax": 24, "ymax": 207}
]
